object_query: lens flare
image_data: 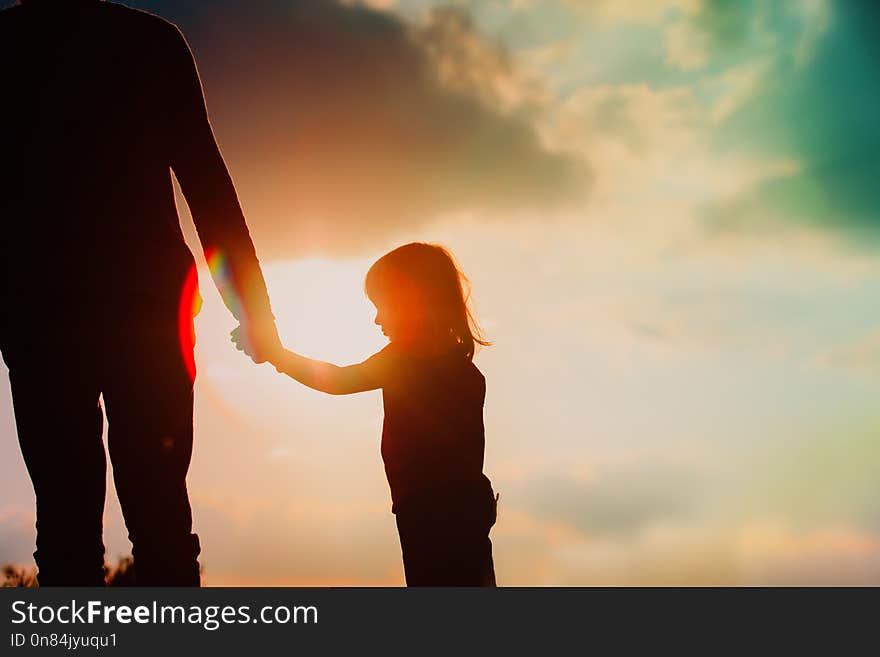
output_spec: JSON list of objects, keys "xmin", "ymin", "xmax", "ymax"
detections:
[
  {"xmin": 178, "ymin": 247, "xmax": 238, "ymax": 381},
  {"xmin": 177, "ymin": 263, "xmax": 200, "ymax": 382}
]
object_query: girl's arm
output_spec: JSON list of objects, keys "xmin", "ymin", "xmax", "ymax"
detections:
[
  {"xmin": 232, "ymin": 324, "xmax": 387, "ymax": 395},
  {"xmin": 271, "ymin": 349, "xmax": 383, "ymax": 395}
]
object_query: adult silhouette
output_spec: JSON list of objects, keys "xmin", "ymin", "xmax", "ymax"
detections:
[{"xmin": 0, "ymin": 0, "xmax": 279, "ymax": 585}]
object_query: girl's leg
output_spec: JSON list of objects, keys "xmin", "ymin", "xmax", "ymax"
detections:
[{"xmin": 395, "ymin": 501, "xmax": 495, "ymax": 586}]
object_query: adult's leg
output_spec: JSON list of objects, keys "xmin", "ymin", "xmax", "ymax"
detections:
[
  {"xmin": 3, "ymin": 344, "xmax": 107, "ymax": 586},
  {"xmin": 102, "ymin": 325, "xmax": 200, "ymax": 586}
]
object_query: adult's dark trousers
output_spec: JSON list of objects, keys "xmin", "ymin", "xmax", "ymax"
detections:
[{"xmin": 1, "ymin": 317, "xmax": 201, "ymax": 586}]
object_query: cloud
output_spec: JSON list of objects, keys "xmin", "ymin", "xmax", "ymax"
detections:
[
  {"xmin": 543, "ymin": 82, "xmax": 712, "ymax": 212},
  {"xmin": 505, "ymin": 462, "xmax": 706, "ymax": 538},
  {"xmin": 495, "ymin": 455, "xmax": 880, "ymax": 584},
  {"xmin": 737, "ymin": 522, "xmax": 880, "ymax": 585},
  {"xmin": 814, "ymin": 330, "xmax": 880, "ymax": 378},
  {"xmin": 416, "ymin": 7, "xmax": 550, "ymax": 113},
  {"xmin": 340, "ymin": 0, "xmax": 397, "ymax": 11},
  {"xmin": 548, "ymin": 522, "xmax": 740, "ymax": 585},
  {"xmin": 568, "ymin": 0, "xmax": 698, "ymax": 26},
  {"xmin": 493, "ymin": 493, "xmax": 880, "ymax": 585},
  {"xmin": 547, "ymin": 520, "xmax": 880, "ymax": 586},
  {"xmin": 663, "ymin": 18, "xmax": 710, "ymax": 71},
  {"xmin": 126, "ymin": 0, "xmax": 587, "ymax": 257},
  {"xmin": 0, "ymin": 507, "xmax": 35, "ymax": 565},
  {"xmin": 559, "ymin": 84, "xmax": 703, "ymax": 157},
  {"xmin": 685, "ymin": 1, "xmax": 880, "ymax": 244},
  {"xmin": 662, "ymin": 0, "xmax": 831, "ymax": 73}
]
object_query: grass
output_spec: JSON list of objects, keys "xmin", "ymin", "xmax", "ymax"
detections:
[{"xmin": 1, "ymin": 557, "xmax": 138, "ymax": 587}]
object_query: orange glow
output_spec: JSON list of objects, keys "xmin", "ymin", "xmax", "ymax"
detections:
[
  {"xmin": 177, "ymin": 262, "xmax": 201, "ymax": 382},
  {"xmin": 268, "ymin": 258, "xmax": 386, "ymax": 364}
]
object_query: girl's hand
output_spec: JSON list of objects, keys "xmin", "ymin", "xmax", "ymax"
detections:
[
  {"xmin": 232, "ymin": 324, "xmax": 284, "ymax": 363},
  {"xmin": 230, "ymin": 325, "xmax": 256, "ymax": 358}
]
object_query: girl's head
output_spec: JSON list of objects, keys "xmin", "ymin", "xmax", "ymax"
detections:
[{"xmin": 364, "ymin": 243, "xmax": 490, "ymax": 359}]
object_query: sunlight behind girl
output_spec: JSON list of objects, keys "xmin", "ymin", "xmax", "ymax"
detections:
[
  {"xmin": 265, "ymin": 257, "xmax": 388, "ymax": 364},
  {"xmin": 189, "ymin": 255, "xmax": 389, "ymax": 428}
]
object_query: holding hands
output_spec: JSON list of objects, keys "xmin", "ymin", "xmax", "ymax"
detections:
[{"xmin": 231, "ymin": 319, "xmax": 283, "ymax": 365}]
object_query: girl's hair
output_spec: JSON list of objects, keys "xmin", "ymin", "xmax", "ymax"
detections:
[{"xmin": 364, "ymin": 242, "xmax": 491, "ymax": 360}]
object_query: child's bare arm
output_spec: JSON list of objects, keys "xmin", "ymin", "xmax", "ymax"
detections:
[
  {"xmin": 271, "ymin": 349, "xmax": 382, "ymax": 395},
  {"xmin": 231, "ymin": 325, "xmax": 384, "ymax": 395}
]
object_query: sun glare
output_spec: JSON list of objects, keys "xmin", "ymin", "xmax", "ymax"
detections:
[
  {"xmin": 189, "ymin": 255, "xmax": 389, "ymax": 429},
  {"xmin": 265, "ymin": 257, "xmax": 388, "ymax": 365}
]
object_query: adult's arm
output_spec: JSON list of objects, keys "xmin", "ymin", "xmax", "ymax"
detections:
[{"xmin": 164, "ymin": 25, "xmax": 280, "ymax": 359}]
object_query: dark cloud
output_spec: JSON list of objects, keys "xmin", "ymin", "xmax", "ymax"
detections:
[
  {"xmin": 690, "ymin": 0, "xmax": 759, "ymax": 55},
  {"xmin": 115, "ymin": 0, "xmax": 588, "ymax": 256}
]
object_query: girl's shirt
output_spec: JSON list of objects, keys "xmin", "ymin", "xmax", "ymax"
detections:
[{"xmin": 363, "ymin": 343, "xmax": 491, "ymax": 513}]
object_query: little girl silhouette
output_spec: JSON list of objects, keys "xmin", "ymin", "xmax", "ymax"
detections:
[{"xmin": 233, "ymin": 242, "xmax": 498, "ymax": 586}]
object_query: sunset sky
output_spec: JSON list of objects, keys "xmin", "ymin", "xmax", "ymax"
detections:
[{"xmin": 2, "ymin": 0, "xmax": 879, "ymax": 585}]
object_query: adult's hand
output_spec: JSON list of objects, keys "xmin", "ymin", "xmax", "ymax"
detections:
[{"xmin": 232, "ymin": 318, "xmax": 282, "ymax": 364}]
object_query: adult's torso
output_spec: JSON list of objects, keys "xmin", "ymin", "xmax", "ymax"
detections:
[{"xmin": 0, "ymin": 0, "xmax": 195, "ymax": 337}]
